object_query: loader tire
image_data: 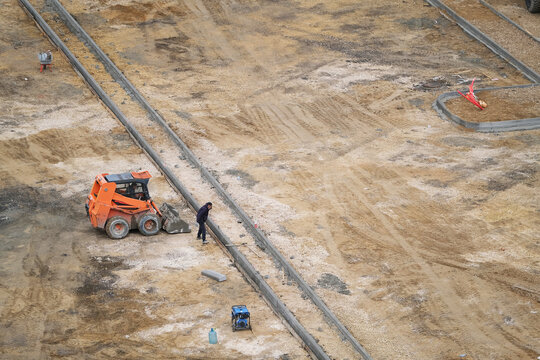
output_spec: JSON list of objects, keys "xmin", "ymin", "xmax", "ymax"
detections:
[
  {"xmin": 526, "ymin": 0, "xmax": 540, "ymax": 12},
  {"xmin": 105, "ymin": 216, "xmax": 130, "ymax": 239},
  {"xmin": 138, "ymin": 213, "xmax": 161, "ymax": 236}
]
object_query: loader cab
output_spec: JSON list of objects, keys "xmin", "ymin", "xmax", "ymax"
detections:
[{"xmin": 105, "ymin": 172, "xmax": 151, "ymax": 201}]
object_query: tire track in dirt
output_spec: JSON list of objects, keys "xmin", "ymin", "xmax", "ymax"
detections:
[
  {"xmin": 182, "ymin": 0, "xmax": 240, "ymax": 63},
  {"xmin": 338, "ymin": 93, "xmax": 398, "ymax": 130},
  {"xmin": 322, "ymin": 165, "xmax": 481, "ymax": 354},
  {"xmin": 367, "ymin": 89, "xmax": 407, "ymax": 112},
  {"xmin": 25, "ymin": 1, "xmax": 369, "ymax": 357},
  {"xmin": 345, "ymin": 163, "xmax": 534, "ymax": 357},
  {"xmin": 0, "ymin": 218, "xmax": 85, "ymax": 358},
  {"xmin": 365, "ymin": 88, "xmax": 423, "ymax": 122},
  {"xmin": 320, "ymin": 173, "xmax": 403, "ymax": 256},
  {"xmin": 315, "ymin": 172, "xmax": 401, "ymax": 272},
  {"xmin": 261, "ymin": 103, "xmax": 317, "ymax": 142},
  {"xmin": 177, "ymin": 0, "xmax": 419, "ymax": 139},
  {"xmin": 248, "ymin": 104, "xmax": 285, "ymax": 142},
  {"xmin": 229, "ymin": 98, "xmax": 358, "ymax": 144},
  {"xmin": 285, "ymin": 140, "xmax": 536, "ymax": 356},
  {"xmin": 308, "ymin": 97, "xmax": 354, "ymax": 131},
  {"xmin": 221, "ymin": 90, "xmax": 403, "ymax": 146}
]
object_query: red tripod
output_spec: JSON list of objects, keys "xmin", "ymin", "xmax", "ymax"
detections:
[{"xmin": 457, "ymin": 78, "xmax": 484, "ymax": 110}]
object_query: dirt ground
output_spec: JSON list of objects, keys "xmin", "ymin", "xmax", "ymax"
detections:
[
  {"xmin": 0, "ymin": 2, "xmax": 307, "ymax": 359},
  {"xmin": 445, "ymin": 0, "xmax": 540, "ymax": 75},
  {"xmin": 485, "ymin": 0, "xmax": 540, "ymax": 38},
  {"xmin": 1, "ymin": 0, "xmax": 539, "ymax": 359},
  {"xmin": 446, "ymin": 85, "xmax": 540, "ymax": 122}
]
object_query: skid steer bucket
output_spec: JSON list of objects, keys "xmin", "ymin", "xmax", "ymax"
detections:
[{"xmin": 160, "ymin": 203, "xmax": 191, "ymax": 234}]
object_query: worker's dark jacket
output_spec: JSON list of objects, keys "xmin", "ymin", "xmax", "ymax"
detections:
[{"xmin": 197, "ymin": 203, "xmax": 211, "ymax": 223}]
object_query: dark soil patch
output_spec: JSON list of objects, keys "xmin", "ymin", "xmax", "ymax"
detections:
[
  {"xmin": 225, "ymin": 169, "xmax": 258, "ymax": 188},
  {"xmin": 0, "ymin": 72, "xmax": 84, "ymax": 102},
  {"xmin": 413, "ymin": 76, "xmax": 451, "ymax": 91},
  {"xmin": 424, "ymin": 179, "xmax": 449, "ymax": 188},
  {"xmin": 155, "ymin": 35, "xmax": 190, "ymax": 52},
  {"xmin": 173, "ymin": 110, "xmax": 192, "ymax": 120},
  {"xmin": 0, "ymin": 185, "xmax": 83, "ymax": 228},
  {"xmin": 76, "ymin": 256, "xmax": 129, "ymax": 296},
  {"xmin": 397, "ymin": 17, "xmax": 437, "ymax": 30},
  {"xmin": 317, "ymin": 273, "xmax": 351, "ymax": 295},
  {"xmin": 440, "ymin": 136, "xmax": 488, "ymax": 148},
  {"xmin": 485, "ymin": 165, "xmax": 537, "ymax": 192}
]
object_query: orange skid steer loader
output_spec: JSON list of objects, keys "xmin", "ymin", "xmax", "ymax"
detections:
[{"xmin": 85, "ymin": 171, "xmax": 190, "ymax": 239}]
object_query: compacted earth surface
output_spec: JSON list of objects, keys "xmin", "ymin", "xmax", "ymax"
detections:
[
  {"xmin": 1, "ymin": 0, "xmax": 539, "ymax": 359},
  {"xmin": 445, "ymin": 85, "xmax": 540, "ymax": 122}
]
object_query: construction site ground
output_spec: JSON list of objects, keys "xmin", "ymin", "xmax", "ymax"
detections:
[
  {"xmin": 1, "ymin": 0, "xmax": 539, "ymax": 359},
  {"xmin": 445, "ymin": 85, "xmax": 540, "ymax": 122}
]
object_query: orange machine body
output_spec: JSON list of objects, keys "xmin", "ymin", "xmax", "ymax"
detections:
[{"xmin": 86, "ymin": 171, "xmax": 162, "ymax": 230}]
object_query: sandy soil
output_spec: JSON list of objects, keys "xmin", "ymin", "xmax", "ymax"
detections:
[
  {"xmin": 446, "ymin": 85, "xmax": 540, "ymax": 122},
  {"xmin": 484, "ymin": 0, "xmax": 540, "ymax": 39},
  {"xmin": 445, "ymin": 0, "xmax": 540, "ymax": 74},
  {"xmin": 1, "ymin": 0, "xmax": 539, "ymax": 359},
  {"xmin": 0, "ymin": 2, "xmax": 307, "ymax": 359}
]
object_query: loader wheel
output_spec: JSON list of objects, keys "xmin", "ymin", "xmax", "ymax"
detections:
[
  {"xmin": 105, "ymin": 216, "xmax": 130, "ymax": 239},
  {"xmin": 138, "ymin": 213, "xmax": 161, "ymax": 236},
  {"xmin": 526, "ymin": 0, "xmax": 540, "ymax": 12}
]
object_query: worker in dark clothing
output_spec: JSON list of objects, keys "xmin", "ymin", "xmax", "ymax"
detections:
[{"xmin": 196, "ymin": 202, "xmax": 212, "ymax": 244}]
